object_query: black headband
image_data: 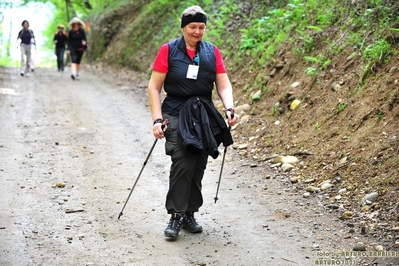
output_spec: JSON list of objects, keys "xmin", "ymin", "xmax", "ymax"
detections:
[{"xmin": 181, "ymin": 13, "xmax": 207, "ymax": 28}]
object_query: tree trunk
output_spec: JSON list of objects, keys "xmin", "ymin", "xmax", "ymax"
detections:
[
  {"xmin": 66, "ymin": 0, "xmax": 77, "ymax": 20},
  {"xmin": 84, "ymin": 0, "xmax": 92, "ymax": 9}
]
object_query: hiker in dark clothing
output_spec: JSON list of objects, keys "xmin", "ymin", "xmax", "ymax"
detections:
[
  {"xmin": 148, "ymin": 5, "xmax": 238, "ymax": 240},
  {"xmin": 17, "ymin": 20, "xmax": 35, "ymax": 76},
  {"xmin": 53, "ymin": 24, "xmax": 68, "ymax": 71},
  {"xmin": 67, "ymin": 17, "xmax": 87, "ymax": 80}
]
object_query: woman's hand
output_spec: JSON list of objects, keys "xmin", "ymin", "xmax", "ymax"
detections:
[
  {"xmin": 152, "ymin": 119, "xmax": 168, "ymax": 139},
  {"xmin": 226, "ymin": 108, "xmax": 239, "ymax": 127}
]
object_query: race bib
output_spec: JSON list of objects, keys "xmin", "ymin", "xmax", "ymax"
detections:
[{"xmin": 186, "ymin": 65, "xmax": 199, "ymax": 80}]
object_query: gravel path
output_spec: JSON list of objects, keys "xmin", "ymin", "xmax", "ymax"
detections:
[{"xmin": 0, "ymin": 66, "xmax": 397, "ymax": 266}]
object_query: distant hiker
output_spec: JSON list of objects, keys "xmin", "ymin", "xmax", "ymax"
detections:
[
  {"xmin": 54, "ymin": 24, "xmax": 68, "ymax": 71},
  {"xmin": 17, "ymin": 20, "xmax": 36, "ymax": 76},
  {"xmin": 147, "ymin": 5, "xmax": 238, "ymax": 240},
  {"xmin": 67, "ymin": 17, "xmax": 87, "ymax": 80}
]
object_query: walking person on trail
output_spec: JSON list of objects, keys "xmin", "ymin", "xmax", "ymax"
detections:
[
  {"xmin": 17, "ymin": 20, "xmax": 36, "ymax": 76},
  {"xmin": 147, "ymin": 5, "xmax": 238, "ymax": 240},
  {"xmin": 67, "ymin": 17, "xmax": 87, "ymax": 80},
  {"xmin": 54, "ymin": 24, "xmax": 68, "ymax": 72}
]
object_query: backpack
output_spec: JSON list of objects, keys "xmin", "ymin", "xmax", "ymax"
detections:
[{"xmin": 54, "ymin": 31, "xmax": 66, "ymax": 37}]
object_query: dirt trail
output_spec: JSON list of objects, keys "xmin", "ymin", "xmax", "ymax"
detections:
[{"xmin": 0, "ymin": 67, "xmax": 397, "ymax": 266}]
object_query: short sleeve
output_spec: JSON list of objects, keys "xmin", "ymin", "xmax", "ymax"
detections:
[
  {"xmin": 214, "ymin": 46, "xmax": 227, "ymax": 74},
  {"xmin": 152, "ymin": 43, "xmax": 169, "ymax": 73}
]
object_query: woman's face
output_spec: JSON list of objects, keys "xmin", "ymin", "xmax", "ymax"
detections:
[
  {"xmin": 182, "ymin": 22, "xmax": 206, "ymax": 47},
  {"xmin": 23, "ymin": 22, "xmax": 29, "ymax": 29},
  {"xmin": 72, "ymin": 23, "xmax": 79, "ymax": 30}
]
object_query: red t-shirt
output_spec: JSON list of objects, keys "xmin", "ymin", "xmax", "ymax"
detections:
[{"xmin": 152, "ymin": 43, "xmax": 227, "ymax": 74}]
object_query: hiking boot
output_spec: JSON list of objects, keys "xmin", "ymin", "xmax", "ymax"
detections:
[
  {"xmin": 182, "ymin": 212, "xmax": 203, "ymax": 233},
  {"xmin": 164, "ymin": 213, "xmax": 182, "ymax": 239}
]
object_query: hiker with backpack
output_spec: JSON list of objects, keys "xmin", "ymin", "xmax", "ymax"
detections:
[
  {"xmin": 17, "ymin": 20, "xmax": 35, "ymax": 76},
  {"xmin": 54, "ymin": 24, "xmax": 68, "ymax": 71},
  {"xmin": 67, "ymin": 17, "xmax": 87, "ymax": 80}
]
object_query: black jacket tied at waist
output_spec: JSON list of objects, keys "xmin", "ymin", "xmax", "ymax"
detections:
[{"xmin": 178, "ymin": 97, "xmax": 234, "ymax": 159}]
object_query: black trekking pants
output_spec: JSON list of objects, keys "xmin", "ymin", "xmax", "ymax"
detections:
[{"xmin": 163, "ymin": 114, "xmax": 208, "ymax": 215}]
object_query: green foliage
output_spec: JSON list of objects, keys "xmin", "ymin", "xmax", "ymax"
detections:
[
  {"xmin": 359, "ymin": 39, "xmax": 395, "ymax": 85},
  {"xmin": 238, "ymin": 0, "xmax": 305, "ymax": 56},
  {"xmin": 337, "ymin": 102, "xmax": 347, "ymax": 113},
  {"xmin": 262, "ymin": 86, "xmax": 271, "ymax": 93},
  {"xmin": 315, "ymin": 122, "xmax": 321, "ymax": 130},
  {"xmin": 270, "ymin": 105, "xmax": 278, "ymax": 117},
  {"xmin": 15, "ymin": 0, "xmax": 399, "ymax": 91},
  {"xmin": 363, "ymin": 39, "xmax": 392, "ymax": 64},
  {"xmin": 307, "ymin": 25, "xmax": 322, "ymax": 32},
  {"xmin": 305, "ymin": 67, "xmax": 317, "ymax": 76},
  {"xmin": 303, "ymin": 56, "xmax": 319, "ymax": 63},
  {"xmin": 206, "ymin": 2, "xmax": 238, "ymax": 49}
]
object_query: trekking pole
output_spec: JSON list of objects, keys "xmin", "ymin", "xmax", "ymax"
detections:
[
  {"xmin": 214, "ymin": 144, "xmax": 227, "ymax": 203},
  {"xmin": 118, "ymin": 120, "xmax": 168, "ymax": 219},
  {"xmin": 214, "ymin": 111, "xmax": 235, "ymax": 203}
]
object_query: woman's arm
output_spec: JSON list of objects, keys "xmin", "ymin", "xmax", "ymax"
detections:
[
  {"xmin": 81, "ymin": 29, "xmax": 87, "ymax": 47},
  {"xmin": 148, "ymin": 70, "xmax": 167, "ymax": 138},
  {"xmin": 215, "ymin": 73, "xmax": 238, "ymax": 126}
]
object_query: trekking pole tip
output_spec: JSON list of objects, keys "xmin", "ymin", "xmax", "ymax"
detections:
[
  {"xmin": 118, "ymin": 212, "xmax": 123, "ymax": 219},
  {"xmin": 214, "ymin": 196, "xmax": 218, "ymax": 203}
]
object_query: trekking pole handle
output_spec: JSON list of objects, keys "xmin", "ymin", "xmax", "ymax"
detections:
[
  {"xmin": 225, "ymin": 108, "xmax": 235, "ymax": 129},
  {"xmin": 226, "ymin": 108, "xmax": 235, "ymax": 119},
  {"xmin": 161, "ymin": 119, "xmax": 168, "ymax": 131}
]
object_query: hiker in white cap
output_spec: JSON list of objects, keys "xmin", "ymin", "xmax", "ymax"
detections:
[{"xmin": 67, "ymin": 17, "xmax": 87, "ymax": 80}]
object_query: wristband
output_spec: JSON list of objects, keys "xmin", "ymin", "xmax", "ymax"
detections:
[
  {"xmin": 153, "ymin": 118, "xmax": 163, "ymax": 125},
  {"xmin": 225, "ymin": 107, "xmax": 235, "ymax": 119}
]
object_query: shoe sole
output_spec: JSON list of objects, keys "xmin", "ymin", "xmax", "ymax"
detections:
[
  {"xmin": 181, "ymin": 226, "xmax": 202, "ymax": 233},
  {"xmin": 164, "ymin": 231, "xmax": 178, "ymax": 239},
  {"xmin": 181, "ymin": 220, "xmax": 203, "ymax": 233}
]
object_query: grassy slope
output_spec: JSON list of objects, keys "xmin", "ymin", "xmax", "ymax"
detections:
[{"xmin": 88, "ymin": 0, "xmax": 399, "ymax": 228}]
